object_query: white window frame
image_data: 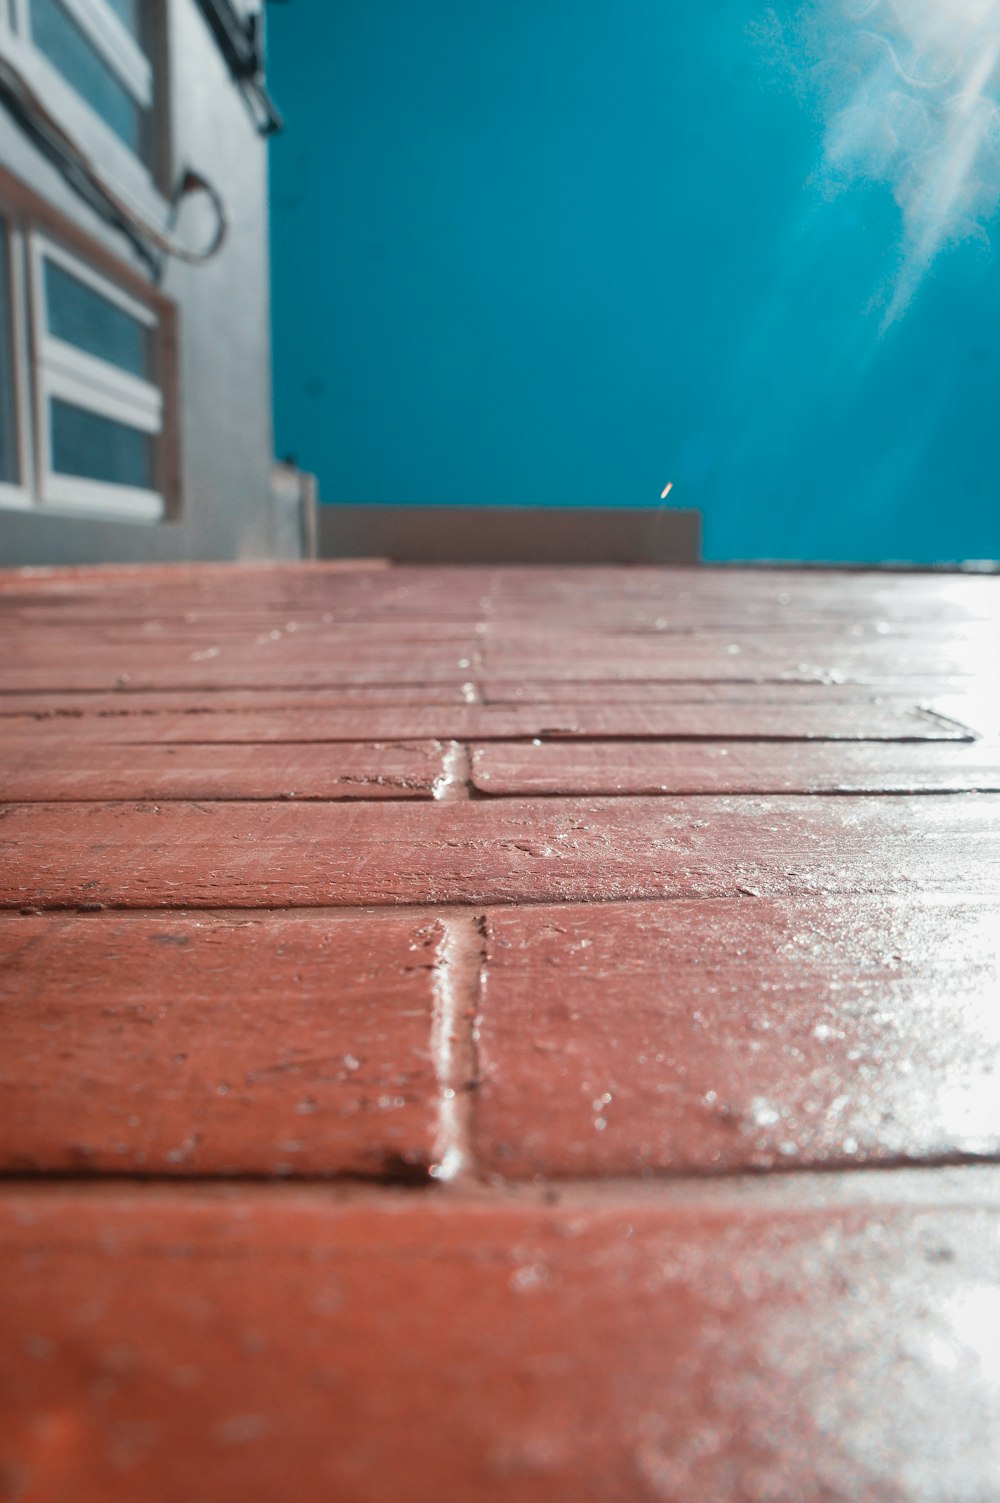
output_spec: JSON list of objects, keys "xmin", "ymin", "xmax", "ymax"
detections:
[
  {"xmin": 0, "ymin": 217, "xmax": 36, "ymax": 510},
  {"xmin": 28, "ymin": 231, "xmax": 164, "ymax": 520},
  {"xmin": 0, "ymin": 0, "xmax": 164, "ymax": 215}
]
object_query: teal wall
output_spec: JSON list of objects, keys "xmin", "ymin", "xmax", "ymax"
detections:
[{"xmin": 267, "ymin": 2, "xmax": 1000, "ymax": 563}]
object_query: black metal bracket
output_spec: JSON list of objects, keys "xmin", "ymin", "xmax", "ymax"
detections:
[{"xmin": 193, "ymin": 0, "xmax": 284, "ymax": 135}]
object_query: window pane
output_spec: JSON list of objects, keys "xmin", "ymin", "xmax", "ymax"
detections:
[
  {"xmin": 0, "ymin": 222, "xmax": 17, "ymax": 486},
  {"xmin": 103, "ymin": 0, "xmax": 141, "ymax": 39},
  {"xmin": 50, "ymin": 398, "xmax": 153, "ymax": 488},
  {"xmin": 28, "ymin": 0, "xmax": 144, "ymax": 153},
  {"xmin": 44, "ymin": 257, "xmax": 150, "ymax": 378}
]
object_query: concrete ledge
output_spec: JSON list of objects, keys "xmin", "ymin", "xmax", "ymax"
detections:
[{"xmin": 317, "ymin": 504, "xmax": 701, "ymax": 564}]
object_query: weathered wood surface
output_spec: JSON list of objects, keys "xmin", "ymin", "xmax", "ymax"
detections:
[
  {"xmin": 1, "ymin": 628, "xmax": 992, "ymax": 691},
  {"xmin": 0, "ymin": 683, "xmax": 477, "ymax": 715},
  {"xmin": 0, "ymin": 674, "xmax": 982, "ymax": 717},
  {"xmin": 0, "ymin": 910, "xmax": 447, "ymax": 1178},
  {"xmin": 0, "ymin": 644, "xmax": 480, "ymax": 692},
  {"xmin": 479, "ymin": 675, "xmax": 984, "ymax": 703},
  {"xmin": 2, "ymin": 1180, "xmax": 999, "ymax": 1503},
  {"xmin": 479, "ymin": 630, "xmax": 996, "ymax": 683},
  {"xmin": 3, "ymin": 794, "xmax": 999, "ymax": 909},
  {"xmin": 2, "ymin": 560, "xmax": 1000, "ymax": 1503},
  {"xmin": 474, "ymin": 896, "xmax": 1000, "ymax": 1176},
  {"xmin": 4, "ymin": 559, "xmax": 996, "ymax": 625},
  {"xmin": 0, "ymin": 701, "xmax": 976, "ymax": 743},
  {"xmin": 471, "ymin": 736, "xmax": 1000, "ymax": 794},
  {"xmin": 0, "ymin": 740, "xmax": 447, "ymax": 801}
]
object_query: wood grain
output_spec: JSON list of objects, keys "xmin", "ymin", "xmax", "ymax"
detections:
[
  {"xmin": 0, "ymin": 740, "xmax": 446, "ymax": 801},
  {"xmin": 2, "ymin": 560, "xmax": 999, "ymax": 1503},
  {"xmin": 0, "ymin": 909, "xmax": 447, "ymax": 1177},
  {"xmin": 2, "ymin": 794, "xmax": 998, "ymax": 909},
  {"xmin": 474, "ymin": 895, "xmax": 1000, "ymax": 1176},
  {"xmin": 1, "ymin": 1183, "xmax": 999, "ymax": 1502},
  {"xmin": 470, "ymin": 737, "xmax": 1000, "ymax": 795},
  {"xmin": 0, "ymin": 701, "xmax": 975, "ymax": 744}
]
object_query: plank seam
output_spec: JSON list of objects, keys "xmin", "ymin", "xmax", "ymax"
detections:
[
  {"xmin": 432, "ymin": 741, "xmax": 473, "ymax": 800},
  {"xmin": 428, "ymin": 912, "xmax": 486, "ymax": 1183}
]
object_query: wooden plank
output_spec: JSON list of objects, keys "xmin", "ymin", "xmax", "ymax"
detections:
[
  {"xmin": 3, "ymin": 563, "xmax": 996, "ymax": 629},
  {"xmin": 479, "ymin": 676, "xmax": 981, "ymax": 704},
  {"xmin": 0, "ymin": 741, "xmax": 447, "ymax": 801},
  {"xmin": 0, "ymin": 563, "xmax": 493, "ymax": 620},
  {"xmin": 474, "ymin": 896, "xmax": 1000, "ymax": 1176},
  {"xmin": 2, "ymin": 621, "xmax": 476, "ymax": 647},
  {"xmin": 486, "ymin": 566, "xmax": 1000, "ymax": 624},
  {"xmin": 0, "ymin": 643, "xmax": 480, "ymax": 693},
  {"xmin": 0, "ymin": 684, "xmax": 480, "ymax": 717},
  {"xmin": 2, "ymin": 794, "xmax": 998, "ymax": 909},
  {"xmin": 470, "ymin": 738, "xmax": 1000, "ymax": 795},
  {"xmin": 7, "ymin": 625, "xmax": 986, "ymax": 688},
  {"xmin": 481, "ymin": 620, "xmax": 997, "ymax": 646},
  {"xmin": 4, "ymin": 627, "xmax": 994, "ymax": 693},
  {"xmin": 1, "ymin": 1183, "xmax": 999, "ymax": 1501},
  {"xmin": 3, "ymin": 607, "xmax": 470, "ymax": 629},
  {"xmin": 0, "ymin": 681, "xmax": 981, "ymax": 718},
  {"xmin": 0, "ymin": 702, "xmax": 975, "ymax": 744},
  {"xmin": 0, "ymin": 909, "xmax": 448, "ymax": 1178},
  {"xmin": 481, "ymin": 628, "xmax": 995, "ymax": 682}
]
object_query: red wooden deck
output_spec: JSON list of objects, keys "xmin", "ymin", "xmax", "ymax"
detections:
[{"xmin": 1, "ymin": 561, "xmax": 999, "ymax": 1502}]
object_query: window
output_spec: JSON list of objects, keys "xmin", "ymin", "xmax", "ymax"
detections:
[
  {"xmin": 27, "ymin": 0, "xmax": 148, "ymax": 154},
  {"xmin": 0, "ymin": 220, "xmax": 17, "ymax": 487},
  {"xmin": 0, "ymin": 178, "xmax": 177, "ymax": 523},
  {"xmin": 103, "ymin": 0, "xmax": 140, "ymax": 34},
  {"xmin": 31, "ymin": 235, "xmax": 164, "ymax": 517},
  {"xmin": 1, "ymin": 0, "xmax": 157, "ymax": 185},
  {"xmin": 0, "ymin": 212, "xmax": 30, "ymax": 508}
]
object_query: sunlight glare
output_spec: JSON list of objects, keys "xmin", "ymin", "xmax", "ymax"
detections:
[{"xmin": 799, "ymin": 0, "xmax": 1000, "ymax": 321}]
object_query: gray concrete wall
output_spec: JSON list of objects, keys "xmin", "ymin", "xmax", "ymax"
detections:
[{"xmin": 0, "ymin": 0, "xmax": 289, "ymax": 564}]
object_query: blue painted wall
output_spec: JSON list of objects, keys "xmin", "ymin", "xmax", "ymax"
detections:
[{"xmin": 267, "ymin": 1, "xmax": 1000, "ymax": 563}]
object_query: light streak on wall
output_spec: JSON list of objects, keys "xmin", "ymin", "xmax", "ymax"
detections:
[{"xmin": 771, "ymin": 0, "xmax": 1000, "ymax": 322}]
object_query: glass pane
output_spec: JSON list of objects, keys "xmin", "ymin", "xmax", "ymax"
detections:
[
  {"xmin": 0, "ymin": 222, "xmax": 18, "ymax": 485},
  {"xmin": 50, "ymin": 398, "xmax": 153, "ymax": 488},
  {"xmin": 44, "ymin": 257, "xmax": 150, "ymax": 378},
  {"xmin": 103, "ymin": 0, "xmax": 141, "ymax": 39},
  {"xmin": 29, "ymin": 0, "xmax": 144, "ymax": 153}
]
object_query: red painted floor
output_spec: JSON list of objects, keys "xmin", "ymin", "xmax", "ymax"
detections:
[{"xmin": 1, "ymin": 562, "xmax": 998, "ymax": 1502}]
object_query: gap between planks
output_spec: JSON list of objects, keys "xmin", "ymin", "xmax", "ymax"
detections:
[
  {"xmin": 428, "ymin": 912, "xmax": 486, "ymax": 1182},
  {"xmin": 431, "ymin": 741, "xmax": 474, "ymax": 800},
  {"xmin": 1, "ymin": 1157, "xmax": 998, "ymax": 1202},
  {"xmin": 9, "ymin": 884, "xmax": 992, "ymax": 917}
]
